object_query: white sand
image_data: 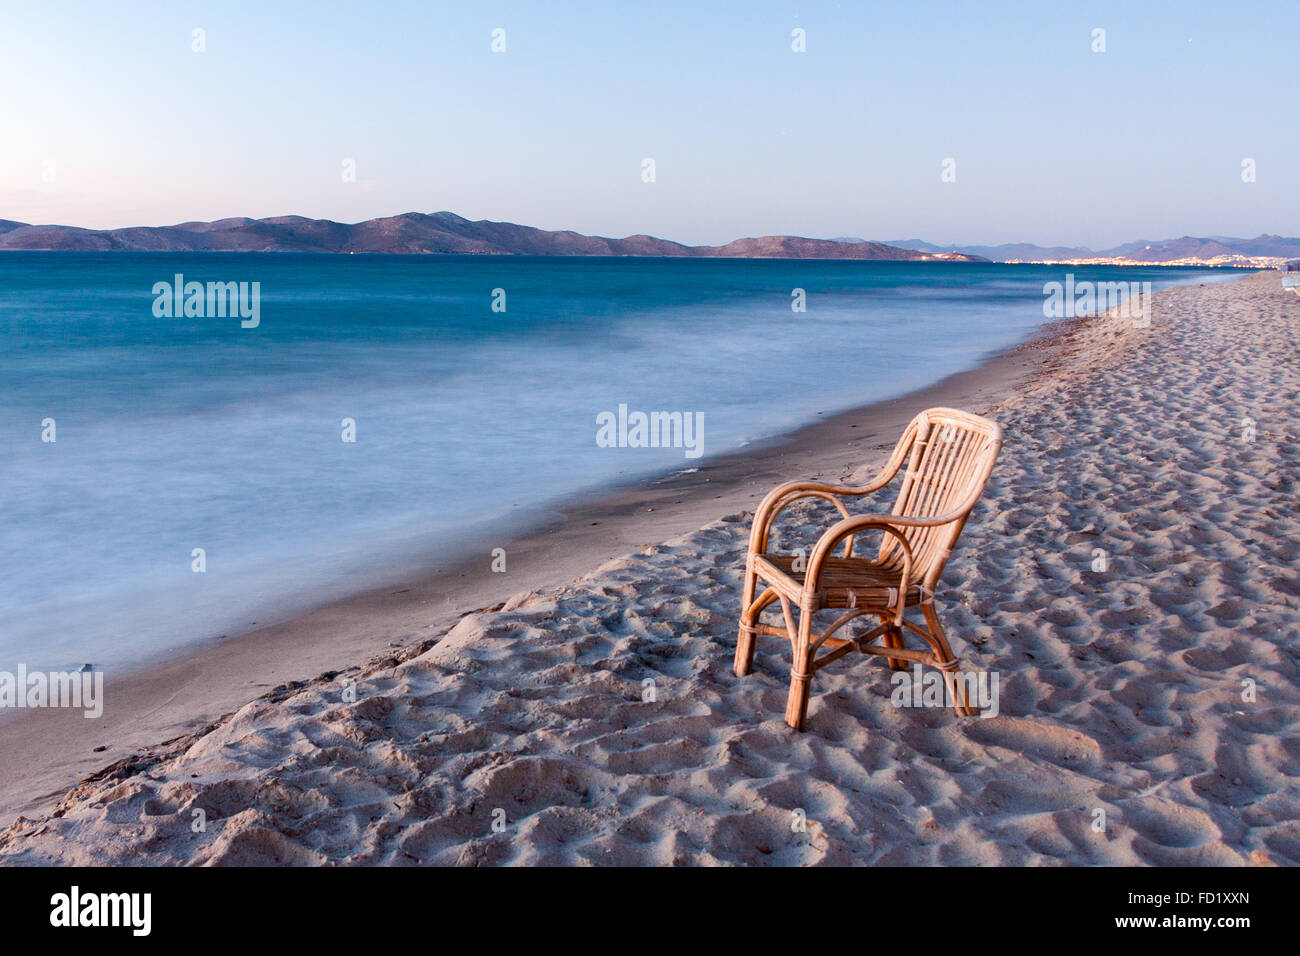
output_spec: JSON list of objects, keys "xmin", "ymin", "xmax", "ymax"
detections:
[{"xmin": 2, "ymin": 273, "xmax": 1296, "ymax": 865}]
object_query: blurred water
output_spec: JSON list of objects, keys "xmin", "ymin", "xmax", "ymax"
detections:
[{"xmin": 0, "ymin": 253, "xmax": 1237, "ymax": 669}]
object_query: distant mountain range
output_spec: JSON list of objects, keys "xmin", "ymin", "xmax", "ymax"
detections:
[
  {"xmin": 1, "ymin": 212, "xmax": 1294, "ymax": 266},
  {"xmin": 0, "ymin": 212, "xmax": 978, "ymax": 262}
]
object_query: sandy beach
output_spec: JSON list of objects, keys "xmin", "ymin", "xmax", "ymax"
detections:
[{"xmin": 2, "ymin": 272, "xmax": 1296, "ymax": 865}]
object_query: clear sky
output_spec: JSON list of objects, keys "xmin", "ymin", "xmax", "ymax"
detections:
[{"xmin": 1, "ymin": 0, "xmax": 1295, "ymax": 247}]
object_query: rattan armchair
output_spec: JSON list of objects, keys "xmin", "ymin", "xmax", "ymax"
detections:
[{"xmin": 735, "ymin": 407, "xmax": 1003, "ymax": 730}]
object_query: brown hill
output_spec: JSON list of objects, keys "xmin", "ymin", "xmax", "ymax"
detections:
[
  {"xmin": 702, "ymin": 235, "xmax": 925, "ymax": 260},
  {"xmin": 0, "ymin": 211, "xmax": 981, "ymax": 261}
]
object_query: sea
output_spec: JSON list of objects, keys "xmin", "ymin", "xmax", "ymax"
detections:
[{"xmin": 0, "ymin": 253, "xmax": 1241, "ymax": 670}]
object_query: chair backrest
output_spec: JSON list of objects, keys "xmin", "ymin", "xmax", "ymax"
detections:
[{"xmin": 877, "ymin": 408, "xmax": 1003, "ymax": 588}]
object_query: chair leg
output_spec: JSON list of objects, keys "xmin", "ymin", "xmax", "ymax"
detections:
[
  {"xmin": 784, "ymin": 606, "xmax": 815, "ymax": 731},
  {"xmin": 881, "ymin": 616, "xmax": 907, "ymax": 671},
  {"xmin": 922, "ymin": 602, "xmax": 973, "ymax": 717},
  {"xmin": 735, "ymin": 560, "xmax": 757, "ymax": 676},
  {"xmin": 735, "ymin": 564, "xmax": 762, "ymax": 677}
]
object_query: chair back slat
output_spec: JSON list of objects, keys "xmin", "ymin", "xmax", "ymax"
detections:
[{"xmin": 876, "ymin": 408, "xmax": 1002, "ymax": 587}]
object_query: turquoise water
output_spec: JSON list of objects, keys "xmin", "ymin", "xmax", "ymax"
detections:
[{"xmin": 0, "ymin": 254, "xmax": 1238, "ymax": 669}]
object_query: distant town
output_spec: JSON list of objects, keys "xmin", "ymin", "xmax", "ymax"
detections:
[{"xmin": 1001, "ymin": 255, "xmax": 1277, "ymax": 269}]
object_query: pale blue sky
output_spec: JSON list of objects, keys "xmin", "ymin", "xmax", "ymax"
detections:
[{"xmin": 1, "ymin": 0, "xmax": 1294, "ymax": 246}]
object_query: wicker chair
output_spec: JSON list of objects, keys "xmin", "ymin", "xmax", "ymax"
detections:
[{"xmin": 735, "ymin": 407, "xmax": 1003, "ymax": 730}]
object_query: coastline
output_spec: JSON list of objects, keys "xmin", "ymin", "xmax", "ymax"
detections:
[
  {"xmin": 4, "ymin": 273, "xmax": 1295, "ymax": 865},
  {"xmin": 0, "ymin": 305, "xmax": 1081, "ymax": 828}
]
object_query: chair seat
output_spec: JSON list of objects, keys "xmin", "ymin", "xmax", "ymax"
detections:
[{"xmin": 753, "ymin": 553, "xmax": 921, "ymax": 610}]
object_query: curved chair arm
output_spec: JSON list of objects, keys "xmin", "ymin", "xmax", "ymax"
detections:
[
  {"xmin": 748, "ymin": 460, "xmax": 907, "ymax": 555},
  {"xmin": 747, "ymin": 417, "xmax": 966, "ymax": 556},
  {"xmin": 749, "ymin": 483, "xmax": 855, "ymax": 555},
  {"xmin": 806, "ymin": 516, "xmax": 916, "ymax": 626},
  {"xmin": 826, "ymin": 438, "xmax": 1001, "ymax": 535}
]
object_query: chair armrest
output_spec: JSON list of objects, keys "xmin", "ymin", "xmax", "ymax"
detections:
[
  {"xmin": 805, "ymin": 515, "xmax": 917, "ymax": 624},
  {"xmin": 748, "ymin": 440, "xmax": 917, "ymax": 554},
  {"xmin": 749, "ymin": 482, "xmax": 852, "ymax": 554}
]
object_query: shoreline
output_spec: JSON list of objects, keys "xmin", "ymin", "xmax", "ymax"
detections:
[
  {"xmin": 4, "ymin": 273, "xmax": 1294, "ymax": 865},
  {"xmin": 0, "ymin": 308, "xmax": 1084, "ymax": 827}
]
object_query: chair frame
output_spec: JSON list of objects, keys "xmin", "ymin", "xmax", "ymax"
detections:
[{"xmin": 734, "ymin": 407, "xmax": 1003, "ymax": 730}]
